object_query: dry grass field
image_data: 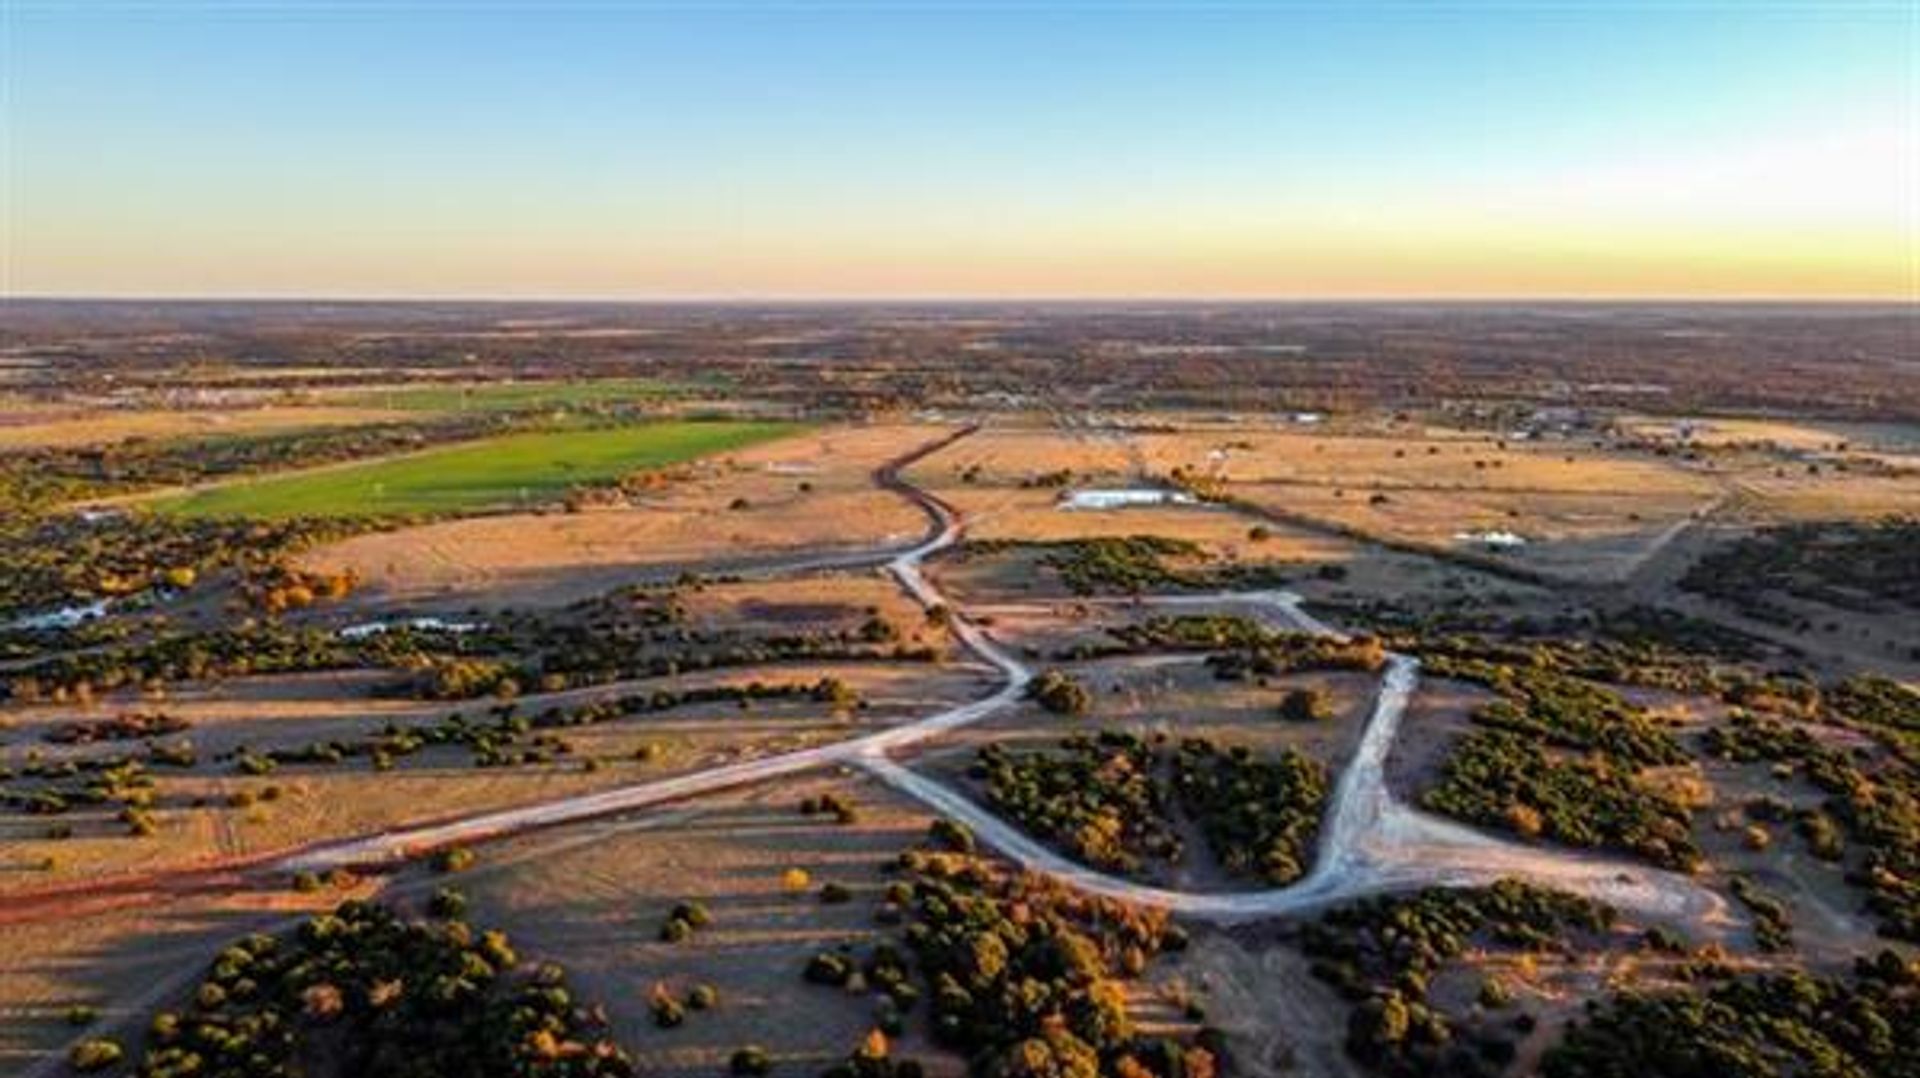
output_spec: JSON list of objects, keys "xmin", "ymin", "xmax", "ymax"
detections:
[
  {"xmin": 0, "ymin": 662, "xmax": 992, "ymax": 893},
  {"xmin": 0, "ymin": 404, "xmax": 414, "ymax": 450},
  {"xmin": 0, "ymin": 882, "xmax": 375, "ymax": 1064},
  {"xmin": 903, "ymin": 423, "xmax": 1735, "ymax": 586},
  {"xmin": 450, "ymin": 775, "xmax": 961, "ymax": 1078},
  {"xmin": 299, "ymin": 424, "xmax": 943, "ymax": 608}
]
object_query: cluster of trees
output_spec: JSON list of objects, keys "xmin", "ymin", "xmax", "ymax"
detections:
[
  {"xmin": 452, "ymin": 616, "xmax": 933, "ymax": 700},
  {"xmin": 1396, "ymin": 616, "xmax": 1764, "ymax": 700},
  {"xmin": 249, "ymin": 678, "xmax": 848, "ymax": 774},
  {"xmin": 1106, "ymin": 614, "xmax": 1276, "ymax": 653},
  {"xmin": 1727, "ymin": 875, "xmax": 1793, "ymax": 953},
  {"xmin": 1, "ymin": 750, "xmax": 174, "ymax": 833},
  {"xmin": 1035, "ymin": 536, "xmax": 1207, "ymax": 596},
  {"xmin": 1096, "ymin": 616, "xmax": 1385, "ymax": 681},
  {"xmin": 44, "ymin": 711, "xmax": 189, "ymax": 745},
  {"xmin": 1702, "ymin": 709, "xmax": 1920, "ymax": 939},
  {"xmin": 0, "ymin": 512, "xmax": 351, "ymax": 619},
  {"xmin": 1420, "ymin": 658, "xmax": 1687, "ymax": 767},
  {"xmin": 129, "ymin": 897, "xmax": 639, "ymax": 1077},
  {"xmin": 6, "ymin": 599, "xmax": 904, "ymax": 705},
  {"xmin": 1028, "ymin": 669, "xmax": 1092, "ymax": 716},
  {"xmin": 1205, "ymin": 635, "xmax": 1386, "ymax": 681},
  {"xmin": 1300, "ymin": 879, "xmax": 1619, "ymax": 1076},
  {"xmin": 965, "ymin": 535, "xmax": 1288, "ymax": 599},
  {"xmin": 974, "ymin": 734, "xmax": 1182, "ymax": 877},
  {"xmin": 1826, "ymin": 674, "xmax": 1920, "ymax": 759},
  {"xmin": 1419, "ymin": 656, "xmax": 1701, "ymax": 871},
  {"xmin": 3, "ymin": 624, "xmax": 375, "ymax": 702},
  {"xmin": 973, "ymin": 731, "xmax": 1330, "ymax": 886},
  {"xmin": 1680, "ymin": 516, "xmax": 1920, "ymax": 625},
  {"xmin": 800, "ymin": 792, "xmax": 861, "ymax": 824},
  {"xmin": 1542, "ymin": 952, "xmax": 1920, "ymax": 1078},
  {"xmin": 657, "ymin": 899, "xmax": 712, "ymax": 943},
  {"xmin": 860, "ymin": 830, "xmax": 1215, "ymax": 1078},
  {"xmin": 1278, "ymin": 688, "xmax": 1332, "ymax": 722},
  {"xmin": 1170, "ymin": 739, "xmax": 1327, "ymax": 885},
  {"xmin": 243, "ymin": 564, "xmax": 358, "ymax": 614},
  {"xmin": 6, "ymin": 677, "xmax": 855, "ymax": 836},
  {"xmin": 0, "ymin": 412, "xmax": 515, "ymax": 517},
  {"xmin": 1424, "ymin": 729, "xmax": 1701, "ymax": 871}
]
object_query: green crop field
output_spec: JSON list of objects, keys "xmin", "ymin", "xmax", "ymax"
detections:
[
  {"xmin": 350, "ymin": 378, "xmax": 710, "ymax": 413},
  {"xmin": 156, "ymin": 420, "xmax": 800, "ymax": 519}
]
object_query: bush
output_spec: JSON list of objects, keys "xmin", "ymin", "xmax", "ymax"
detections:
[
  {"xmin": 67, "ymin": 1038, "xmax": 123, "ymax": 1072},
  {"xmin": 651, "ymin": 988, "xmax": 686, "ymax": 1028},
  {"xmin": 1278, "ymin": 687, "xmax": 1332, "ymax": 722},
  {"xmin": 687, "ymin": 983, "xmax": 720, "ymax": 1010},
  {"xmin": 805, "ymin": 952, "xmax": 854, "ymax": 987},
  {"xmin": 730, "ymin": 1045, "xmax": 773, "ymax": 1076},
  {"xmin": 428, "ymin": 887, "xmax": 467, "ymax": 919},
  {"xmin": 1027, "ymin": 669, "xmax": 1092, "ymax": 716},
  {"xmin": 431, "ymin": 845, "xmax": 476, "ymax": 873},
  {"xmin": 119, "ymin": 899, "xmax": 635, "ymax": 1076}
]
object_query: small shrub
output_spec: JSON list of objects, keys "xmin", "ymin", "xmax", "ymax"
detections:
[
  {"xmin": 731, "ymin": 1046, "xmax": 773, "ymax": 1076},
  {"xmin": 428, "ymin": 887, "xmax": 467, "ymax": 919},
  {"xmin": 68, "ymin": 1037, "xmax": 123, "ymax": 1072}
]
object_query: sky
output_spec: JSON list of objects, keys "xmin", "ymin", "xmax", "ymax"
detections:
[{"xmin": 3, "ymin": 1, "xmax": 1914, "ymax": 300}]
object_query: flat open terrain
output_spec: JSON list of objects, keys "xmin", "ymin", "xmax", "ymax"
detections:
[
  {"xmin": 155, "ymin": 420, "xmax": 802, "ymax": 519},
  {"xmin": 340, "ymin": 377, "xmax": 702, "ymax": 413},
  {"xmin": 298, "ymin": 424, "xmax": 942, "ymax": 608},
  {"xmin": 0, "ymin": 404, "xmax": 415, "ymax": 450},
  {"xmin": 3, "ymin": 307, "xmax": 1916, "ymax": 1078}
]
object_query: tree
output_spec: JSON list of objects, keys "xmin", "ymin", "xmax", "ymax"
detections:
[
  {"xmin": 67, "ymin": 1038, "xmax": 123, "ymax": 1073},
  {"xmin": 1278, "ymin": 687, "xmax": 1332, "ymax": 722},
  {"xmin": 1029, "ymin": 670, "xmax": 1091, "ymax": 716},
  {"xmin": 731, "ymin": 1046, "xmax": 773, "ymax": 1076}
]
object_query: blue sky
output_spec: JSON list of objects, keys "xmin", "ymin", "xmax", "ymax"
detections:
[{"xmin": 4, "ymin": 2, "xmax": 1913, "ymax": 297}]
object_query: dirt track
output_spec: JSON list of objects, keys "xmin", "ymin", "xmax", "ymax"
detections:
[
  {"xmin": 8, "ymin": 422, "xmax": 1743, "ymax": 1078},
  {"xmin": 277, "ymin": 429, "xmax": 1730, "ymax": 930}
]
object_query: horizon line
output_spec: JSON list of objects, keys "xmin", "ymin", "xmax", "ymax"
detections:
[{"xmin": 5, "ymin": 293, "xmax": 1916, "ymax": 307}]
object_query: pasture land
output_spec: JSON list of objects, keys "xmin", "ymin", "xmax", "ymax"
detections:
[
  {"xmin": 155, "ymin": 420, "xmax": 801, "ymax": 519},
  {"xmin": 343, "ymin": 377, "xmax": 702, "ymax": 413},
  {"xmin": 298, "ymin": 424, "xmax": 942, "ymax": 607},
  {"xmin": 0, "ymin": 404, "xmax": 414, "ymax": 450},
  {"xmin": 449, "ymin": 775, "xmax": 958, "ymax": 1078},
  {"xmin": 0, "ymin": 662, "xmax": 991, "ymax": 894}
]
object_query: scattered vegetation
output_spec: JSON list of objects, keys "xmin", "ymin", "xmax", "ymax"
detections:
[
  {"xmin": 1681, "ymin": 516, "xmax": 1920, "ymax": 623},
  {"xmin": 1543, "ymin": 952, "xmax": 1920, "ymax": 1078},
  {"xmin": 1027, "ymin": 668, "xmax": 1092, "ymax": 716},
  {"xmin": 132, "ymin": 899, "xmax": 637, "ymax": 1077},
  {"xmin": 974, "ymin": 734, "xmax": 1180, "ymax": 877},
  {"xmin": 802, "ymin": 827, "xmax": 1214, "ymax": 1078},
  {"xmin": 1303, "ymin": 879, "xmax": 1619, "ymax": 1075},
  {"xmin": 1171, "ymin": 738, "xmax": 1327, "ymax": 885}
]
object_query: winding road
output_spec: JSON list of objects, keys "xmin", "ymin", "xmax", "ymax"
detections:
[
  {"xmin": 280, "ymin": 428, "xmax": 1730, "ymax": 930},
  {"xmin": 9, "ymin": 424, "xmax": 1746, "ymax": 1078}
]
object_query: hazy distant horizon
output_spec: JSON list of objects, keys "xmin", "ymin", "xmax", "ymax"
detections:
[{"xmin": 3, "ymin": 295, "xmax": 1914, "ymax": 310}]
